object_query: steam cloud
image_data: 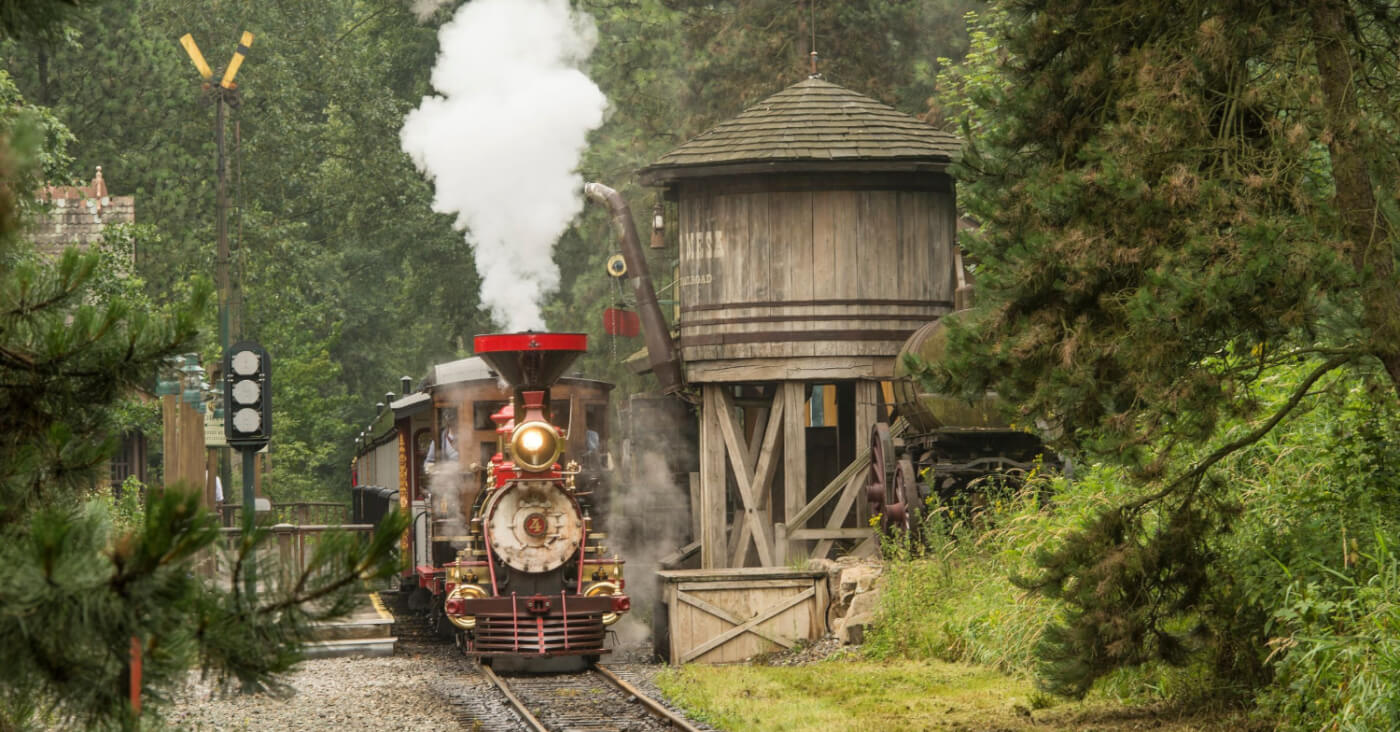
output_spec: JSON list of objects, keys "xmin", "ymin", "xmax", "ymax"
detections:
[
  {"xmin": 401, "ymin": 0, "xmax": 607, "ymax": 331},
  {"xmin": 425, "ymin": 460, "xmax": 472, "ymax": 548},
  {"xmin": 607, "ymin": 403, "xmax": 697, "ymax": 654}
]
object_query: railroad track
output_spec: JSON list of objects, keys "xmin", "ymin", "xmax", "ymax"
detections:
[{"xmin": 477, "ymin": 662, "xmax": 705, "ymax": 732}]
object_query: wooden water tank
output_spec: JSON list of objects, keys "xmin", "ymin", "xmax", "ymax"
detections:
[{"xmin": 640, "ymin": 78, "xmax": 962, "ymax": 383}]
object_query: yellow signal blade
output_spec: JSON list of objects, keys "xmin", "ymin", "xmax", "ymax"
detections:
[
  {"xmin": 179, "ymin": 34, "xmax": 213, "ymax": 80},
  {"xmin": 220, "ymin": 31, "xmax": 255, "ymax": 89}
]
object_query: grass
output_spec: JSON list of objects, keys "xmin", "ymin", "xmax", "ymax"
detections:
[
  {"xmin": 651, "ymin": 468, "xmax": 1269, "ymax": 731},
  {"xmin": 655, "ymin": 656, "xmax": 1260, "ymax": 732}
]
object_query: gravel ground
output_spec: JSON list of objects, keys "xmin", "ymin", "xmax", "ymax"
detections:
[
  {"xmin": 167, "ymin": 645, "xmax": 470, "ymax": 731},
  {"xmin": 165, "ymin": 639, "xmax": 688, "ymax": 731}
]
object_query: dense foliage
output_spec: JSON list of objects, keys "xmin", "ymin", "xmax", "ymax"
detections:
[
  {"xmin": 926, "ymin": 0, "xmax": 1400, "ymax": 720},
  {"xmin": 0, "ymin": 36, "xmax": 407, "ymax": 728}
]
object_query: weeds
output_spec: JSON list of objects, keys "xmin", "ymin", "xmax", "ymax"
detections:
[{"xmin": 862, "ymin": 367, "xmax": 1400, "ymax": 729}]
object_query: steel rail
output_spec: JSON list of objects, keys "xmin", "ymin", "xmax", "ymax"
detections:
[
  {"xmin": 593, "ymin": 664, "xmax": 705, "ymax": 732},
  {"xmin": 478, "ymin": 663, "xmax": 548, "ymax": 732}
]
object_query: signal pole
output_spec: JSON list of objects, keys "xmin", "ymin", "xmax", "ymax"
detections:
[{"xmin": 181, "ymin": 32, "xmax": 254, "ymax": 511}]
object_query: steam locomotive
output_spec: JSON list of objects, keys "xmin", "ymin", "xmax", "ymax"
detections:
[{"xmin": 352, "ymin": 332, "xmax": 629, "ymax": 669}]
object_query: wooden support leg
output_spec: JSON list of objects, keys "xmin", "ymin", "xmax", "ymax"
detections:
[
  {"xmin": 700, "ymin": 386, "xmax": 728, "ymax": 568},
  {"xmin": 854, "ymin": 380, "xmax": 880, "ymax": 528},
  {"xmin": 782, "ymin": 382, "xmax": 808, "ymax": 564}
]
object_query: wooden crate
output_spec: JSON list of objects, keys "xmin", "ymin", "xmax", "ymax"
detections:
[{"xmin": 658, "ymin": 567, "xmax": 829, "ymax": 664}]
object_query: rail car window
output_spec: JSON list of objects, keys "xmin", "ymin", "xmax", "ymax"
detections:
[
  {"xmin": 473, "ymin": 401, "xmax": 509, "ymax": 431},
  {"xmin": 551, "ymin": 400, "xmax": 570, "ymax": 426},
  {"xmin": 585, "ymin": 404, "xmax": 608, "ymax": 442}
]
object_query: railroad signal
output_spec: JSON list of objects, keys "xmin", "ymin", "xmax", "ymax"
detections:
[
  {"xmin": 179, "ymin": 31, "xmax": 254, "ymax": 88},
  {"xmin": 220, "ymin": 31, "xmax": 254, "ymax": 89},
  {"xmin": 223, "ymin": 341, "xmax": 271, "ymax": 450},
  {"xmin": 178, "ymin": 34, "xmax": 213, "ymax": 81}
]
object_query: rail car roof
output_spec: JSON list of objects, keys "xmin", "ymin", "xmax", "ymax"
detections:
[
  {"xmin": 389, "ymin": 391, "xmax": 429, "ymax": 416},
  {"xmin": 427, "ymin": 356, "xmax": 496, "ymax": 387},
  {"xmin": 421, "ymin": 356, "xmax": 614, "ymax": 391}
]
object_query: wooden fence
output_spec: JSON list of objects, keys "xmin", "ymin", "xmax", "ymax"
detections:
[{"xmin": 205, "ymin": 523, "xmax": 375, "ymax": 581}]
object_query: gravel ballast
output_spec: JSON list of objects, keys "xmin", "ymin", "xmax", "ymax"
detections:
[
  {"xmin": 166, "ymin": 639, "xmax": 686, "ymax": 731},
  {"xmin": 168, "ymin": 646, "xmax": 470, "ymax": 731}
]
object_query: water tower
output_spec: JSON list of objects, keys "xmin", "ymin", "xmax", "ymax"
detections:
[{"xmin": 639, "ymin": 77, "xmax": 961, "ymax": 568}]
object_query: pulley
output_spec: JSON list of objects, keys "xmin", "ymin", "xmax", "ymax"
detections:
[{"xmin": 606, "ymin": 254, "xmax": 627, "ymax": 278}]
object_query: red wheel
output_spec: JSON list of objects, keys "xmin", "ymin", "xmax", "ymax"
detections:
[
  {"xmin": 881, "ymin": 457, "xmax": 920, "ymax": 534},
  {"xmin": 867, "ymin": 422, "xmax": 895, "ymax": 512}
]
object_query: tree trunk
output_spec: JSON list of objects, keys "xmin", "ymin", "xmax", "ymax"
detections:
[{"xmin": 1310, "ymin": 0, "xmax": 1400, "ymax": 397}]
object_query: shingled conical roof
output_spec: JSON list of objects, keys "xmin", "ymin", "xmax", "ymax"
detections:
[{"xmin": 639, "ymin": 77, "xmax": 960, "ymax": 185}]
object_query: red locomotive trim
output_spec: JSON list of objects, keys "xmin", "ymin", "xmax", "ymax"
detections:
[
  {"xmin": 473, "ymin": 332, "xmax": 588, "ymax": 353},
  {"xmin": 463, "ymin": 593, "xmax": 617, "ymax": 656}
]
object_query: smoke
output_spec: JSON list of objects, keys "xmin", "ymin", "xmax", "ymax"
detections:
[
  {"xmin": 607, "ymin": 403, "xmax": 697, "ymax": 654},
  {"xmin": 425, "ymin": 460, "xmax": 474, "ymax": 548},
  {"xmin": 401, "ymin": 0, "xmax": 607, "ymax": 331}
]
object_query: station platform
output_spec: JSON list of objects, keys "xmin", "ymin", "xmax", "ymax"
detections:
[{"xmin": 303, "ymin": 593, "xmax": 398, "ymax": 659}]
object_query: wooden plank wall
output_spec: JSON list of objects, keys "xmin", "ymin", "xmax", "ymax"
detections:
[
  {"xmin": 677, "ymin": 183, "xmax": 956, "ymax": 373},
  {"xmin": 659, "ymin": 567, "xmax": 829, "ymax": 664}
]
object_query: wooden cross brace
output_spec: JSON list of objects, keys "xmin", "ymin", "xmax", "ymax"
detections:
[
  {"xmin": 713, "ymin": 386, "xmax": 784, "ymax": 567},
  {"xmin": 677, "ymin": 584, "xmax": 815, "ymax": 663}
]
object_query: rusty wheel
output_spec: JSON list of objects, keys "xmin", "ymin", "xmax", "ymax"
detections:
[
  {"xmin": 867, "ymin": 422, "xmax": 895, "ymax": 515},
  {"xmin": 881, "ymin": 457, "xmax": 921, "ymax": 535}
]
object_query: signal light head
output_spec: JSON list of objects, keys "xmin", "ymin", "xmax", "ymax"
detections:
[
  {"xmin": 232, "ymin": 407, "xmax": 261, "ymax": 433},
  {"xmin": 223, "ymin": 341, "xmax": 271, "ymax": 449}
]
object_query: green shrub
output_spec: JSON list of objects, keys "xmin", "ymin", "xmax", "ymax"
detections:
[
  {"xmin": 867, "ymin": 366, "xmax": 1400, "ymax": 724},
  {"xmin": 1259, "ymin": 543, "xmax": 1400, "ymax": 731}
]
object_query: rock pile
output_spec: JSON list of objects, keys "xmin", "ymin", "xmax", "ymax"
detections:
[{"xmin": 807, "ymin": 556, "xmax": 884, "ymax": 645}]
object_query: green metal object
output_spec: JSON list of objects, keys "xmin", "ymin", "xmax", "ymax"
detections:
[
  {"xmin": 241, "ymin": 447, "xmax": 256, "ymax": 601},
  {"xmin": 892, "ymin": 320, "xmax": 1010, "ymax": 433}
]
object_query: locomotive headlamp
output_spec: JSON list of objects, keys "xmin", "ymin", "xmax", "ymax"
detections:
[
  {"xmin": 510, "ymin": 420, "xmax": 561, "ymax": 472},
  {"xmin": 520, "ymin": 429, "xmax": 545, "ymax": 452}
]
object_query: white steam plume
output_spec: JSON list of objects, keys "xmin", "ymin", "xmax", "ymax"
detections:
[
  {"xmin": 408, "ymin": 0, "xmax": 451, "ymax": 22},
  {"xmin": 401, "ymin": 0, "xmax": 606, "ymax": 331}
]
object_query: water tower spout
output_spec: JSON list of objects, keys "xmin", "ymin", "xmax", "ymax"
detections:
[{"xmin": 583, "ymin": 182, "xmax": 684, "ymax": 395}]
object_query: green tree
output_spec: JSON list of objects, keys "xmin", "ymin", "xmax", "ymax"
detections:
[
  {"xmin": 936, "ymin": 0, "xmax": 1400, "ymax": 698},
  {"xmin": 0, "ymin": 49, "xmax": 406, "ymax": 727},
  {"xmin": 0, "ymin": 0, "xmax": 493, "ymax": 501}
]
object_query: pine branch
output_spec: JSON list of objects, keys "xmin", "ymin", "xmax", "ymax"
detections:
[{"xmin": 1125, "ymin": 353, "xmax": 1353, "ymax": 512}]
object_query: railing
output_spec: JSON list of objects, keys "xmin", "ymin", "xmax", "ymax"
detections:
[
  {"xmin": 208, "ymin": 523, "xmax": 376, "ymax": 581},
  {"xmin": 219, "ymin": 501, "xmax": 350, "ymax": 528}
]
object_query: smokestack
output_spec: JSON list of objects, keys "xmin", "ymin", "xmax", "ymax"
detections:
[
  {"xmin": 473, "ymin": 332, "xmax": 587, "ymax": 391},
  {"xmin": 583, "ymin": 182, "xmax": 684, "ymax": 395}
]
